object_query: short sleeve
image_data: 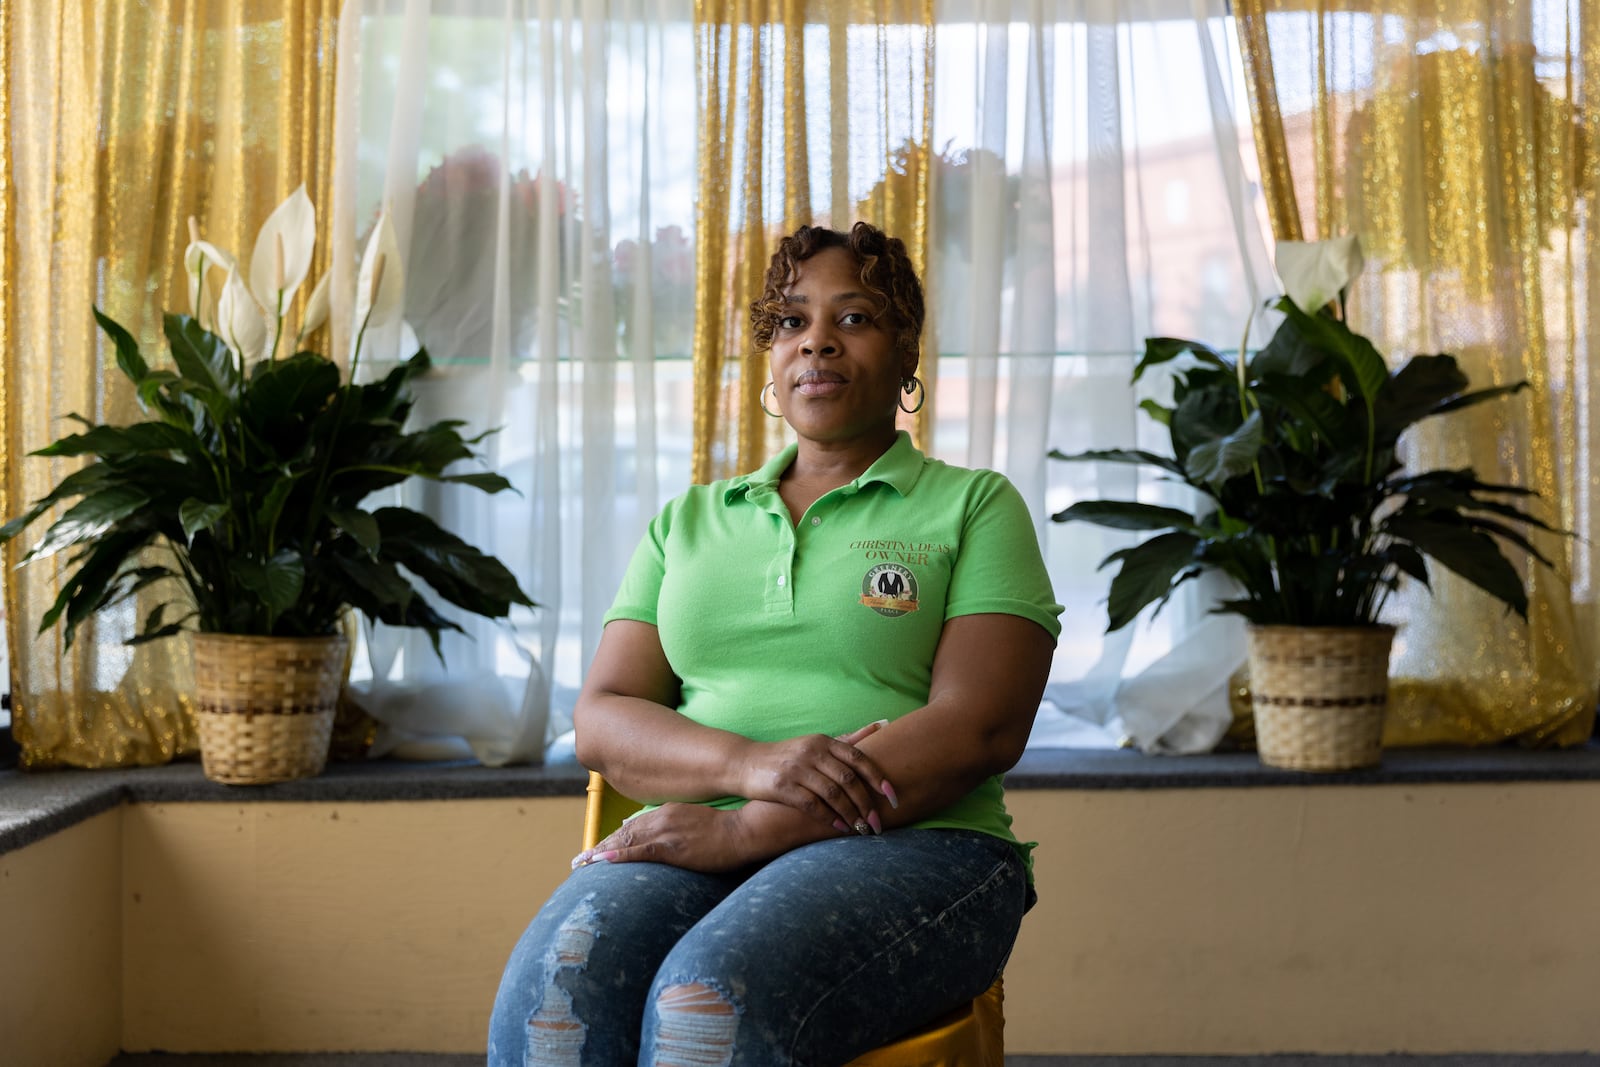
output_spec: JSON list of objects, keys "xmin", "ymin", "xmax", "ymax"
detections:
[
  {"xmin": 945, "ymin": 473, "xmax": 1063, "ymax": 640},
  {"xmin": 603, "ymin": 504, "xmax": 671, "ymax": 627}
]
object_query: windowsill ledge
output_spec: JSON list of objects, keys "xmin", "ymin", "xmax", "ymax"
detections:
[{"xmin": 4, "ymin": 742, "xmax": 1600, "ymax": 857}]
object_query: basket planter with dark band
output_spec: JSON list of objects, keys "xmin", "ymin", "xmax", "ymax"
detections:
[
  {"xmin": 1246, "ymin": 624, "xmax": 1395, "ymax": 772},
  {"xmin": 191, "ymin": 633, "xmax": 349, "ymax": 785}
]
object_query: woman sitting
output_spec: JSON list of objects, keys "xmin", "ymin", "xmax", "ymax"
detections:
[{"xmin": 490, "ymin": 221, "xmax": 1062, "ymax": 1066}]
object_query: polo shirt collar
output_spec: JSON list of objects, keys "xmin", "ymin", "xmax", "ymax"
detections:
[{"xmin": 722, "ymin": 430, "xmax": 924, "ymax": 505}]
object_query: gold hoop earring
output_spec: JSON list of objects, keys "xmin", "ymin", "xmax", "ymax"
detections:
[
  {"xmin": 898, "ymin": 375, "xmax": 925, "ymax": 414},
  {"xmin": 760, "ymin": 381, "xmax": 782, "ymax": 418}
]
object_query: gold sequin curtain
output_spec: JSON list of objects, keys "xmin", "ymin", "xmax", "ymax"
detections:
[
  {"xmin": 691, "ymin": 0, "xmax": 933, "ymax": 483},
  {"xmin": 1236, "ymin": 0, "xmax": 1596, "ymax": 746},
  {"xmin": 1, "ymin": 1, "xmax": 340, "ymax": 768}
]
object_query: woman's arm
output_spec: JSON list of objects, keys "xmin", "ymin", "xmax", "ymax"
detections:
[
  {"xmin": 584, "ymin": 611, "xmax": 1055, "ymax": 872},
  {"xmin": 574, "ymin": 618, "xmax": 894, "ymax": 832}
]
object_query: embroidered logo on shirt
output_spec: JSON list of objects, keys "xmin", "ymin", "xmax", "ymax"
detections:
[{"xmin": 860, "ymin": 563, "xmax": 919, "ymax": 617}]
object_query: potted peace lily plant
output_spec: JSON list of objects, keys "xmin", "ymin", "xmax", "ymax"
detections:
[
  {"xmin": 1052, "ymin": 237, "xmax": 1562, "ymax": 770},
  {"xmin": 0, "ymin": 187, "xmax": 533, "ymax": 784}
]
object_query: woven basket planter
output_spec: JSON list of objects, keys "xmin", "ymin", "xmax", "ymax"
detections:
[
  {"xmin": 1246, "ymin": 624, "xmax": 1395, "ymax": 772},
  {"xmin": 191, "ymin": 632, "xmax": 349, "ymax": 785}
]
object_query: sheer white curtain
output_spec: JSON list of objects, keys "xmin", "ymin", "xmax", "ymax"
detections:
[
  {"xmin": 331, "ymin": 0, "xmax": 1272, "ymax": 761},
  {"xmin": 928, "ymin": 0, "xmax": 1274, "ymax": 751},
  {"xmin": 332, "ymin": 0, "xmax": 693, "ymax": 761}
]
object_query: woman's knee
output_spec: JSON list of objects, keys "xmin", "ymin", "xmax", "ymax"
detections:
[
  {"xmin": 492, "ymin": 865, "xmax": 740, "ymax": 1065},
  {"xmin": 646, "ymin": 980, "xmax": 743, "ymax": 1066},
  {"xmin": 490, "ymin": 892, "xmax": 610, "ymax": 1063}
]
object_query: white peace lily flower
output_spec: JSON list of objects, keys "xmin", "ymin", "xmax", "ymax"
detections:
[
  {"xmin": 355, "ymin": 210, "xmax": 405, "ymax": 336},
  {"xmin": 1275, "ymin": 235, "xmax": 1364, "ymax": 313},
  {"xmin": 183, "ymin": 238, "xmax": 236, "ymax": 330},
  {"xmin": 216, "ymin": 266, "xmax": 269, "ymax": 368},
  {"xmin": 297, "ymin": 271, "xmax": 331, "ymax": 342},
  {"xmin": 249, "ymin": 184, "xmax": 317, "ymax": 323}
]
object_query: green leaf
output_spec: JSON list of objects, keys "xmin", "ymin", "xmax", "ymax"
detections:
[
  {"xmin": 124, "ymin": 601, "xmax": 195, "ymax": 646},
  {"xmin": 243, "ymin": 352, "xmax": 341, "ymax": 424},
  {"xmin": 254, "ymin": 476, "xmax": 302, "ymax": 542},
  {"xmin": 0, "ymin": 462, "xmax": 123, "ymax": 543},
  {"xmin": 1430, "ymin": 381, "xmax": 1530, "ymax": 418},
  {"xmin": 164, "ymin": 313, "xmax": 240, "ymax": 388},
  {"xmin": 24, "ymin": 485, "xmax": 153, "ymax": 562},
  {"xmin": 1170, "ymin": 381, "xmax": 1244, "ymax": 463},
  {"xmin": 330, "ymin": 549, "xmax": 460, "ymax": 660},
  {"xmin": 1386, "ymin": 471, "xmax": 1563, "ymax": 535},
  {"xmin": 356, "ymin": 420, "xmax": 476, "ymax": 476},
  {"xmin": 100, "ymin": 565, "xmax": 183, "ymax": 611},
  {"xmin": 0, "ymin": 503, "xmax": 49, "ymax": 544},
  {"xmin": 1275, "ymin": 298, "xmax": 1388, "ymax": 406},
  {"xmin": 1049, "ymin": 447, "xmax": 1186, "ymax": 477},
  {"xmin": 1373, "ymin": 355, "xmax": 1472, "ymax": 443},
  {"xmin": 133, "ymin": 370, "xmax": 196, "ymax": 424},
  {"xmin": 1249, "ymin": 314, "xmax": 1338, "ymax": 383},
  {"xmin": 94, "ymin": 307, "xmax": 150, "ymax": 383},
  {"xmin": 1134, "ymin": 337, "xmax": 1230, "ymax": 382},
  {"xmin": 1255, "ymin": 372, "xmax": 1349, "ymax": 445},
  {"xmin": 440, "ymin": 471, "xmax": 516, "ymax": 494},
  {"xmin": 1185, "ymin": 410, "xmax": 1262, "ymax": 488},
  {"xmin": 1379, "ymin": 542, "xmax": 1430, "ymax": 586},
  {"xmin": 351, "ymin": 349, "xmax": 429, "ymax": 422},
  {"xmin": 178, "ymin": 499, "xmax": 229, "ymax": 542},
  {"xmin": 1099, "ymin": 531, "xmax": 1203, "ymax": 631},
  {"xmin": 1384, "ymin": 514, "xmax": 1529, "ymax": 617},
  {"xmin": 1457, "ymin": 514, "xmax": 1558, "ymax": 568},
  {"xmin": 1051, "ymin": 500, "xmax": 1199, "ymax": 531},
  {"xmin": 126, "ymin": 619, "xmax": 192, "ymax": 646},
  {"xmin": 33, "ymin": 421, "xmax": 193, "ymax": 459},
  {"xmin": 1387, "ymin": 468, "xmax": 1538, "ymax": 508},
  {"xmin": 38, "ymin": 528, "xmax": 158, "ymax": 649},
  {"xmin": 373, "ymin": 507, "xmax": 532, "ymax": 616},
  {"xmin": 328, "ymin": 507, "xmax": 381, "ymax": 556},
  {"xmin": 329, "ymin": 551, "xmax": 415, "ymax": 613},
  {"xmin": 162, "ymin": 314, "xmax": 241, "ymax": 417},
  {"xmin": 229, "ymin": 550, "xmax": 306, "ymax": 620},
  {"xmin": 1138, "ymin": 398, "xmax": 1173, "ymax": 427}
]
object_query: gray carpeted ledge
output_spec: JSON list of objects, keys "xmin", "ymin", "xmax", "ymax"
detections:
[
  {"xmin": 6, "ymin": 741, "xmax": 1600, "ymax": 857},
  {"xmin": 0, "ymin": 759, "xmax": 590, "ymax": 855},
  {"xmin": 1005, "ymin": 742, "xmax": 1600, "ymax": 789}
]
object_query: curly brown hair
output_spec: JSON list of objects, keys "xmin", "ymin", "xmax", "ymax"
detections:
[{"xmin": 750, "ymin": 222, "xmax": 925, "ymax": 358}]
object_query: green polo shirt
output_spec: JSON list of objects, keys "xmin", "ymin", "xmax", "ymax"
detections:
[{"xmin": 604, "ymin": 431, "xmax": 1063, "ymax": 860}]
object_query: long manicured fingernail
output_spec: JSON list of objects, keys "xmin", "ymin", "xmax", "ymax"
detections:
[
  {"xmin": 594, "ymin": 850, "xmax": 620, "ymax": 863},
  {"xmin": 570, "ymin": 850, "xmax": 593, "ymax": 869},
  {"xmin": 833, "ymin": 818, "xmax": 851, "ymax": 833},
  {"xmin": 869, "ymin": 718, "xmax": 889, "ymax": 728},
  {"xmin": 881, "ymin": 781, "xmax": 899, "ymax": 809},
  {"xmin": 867, "ymin": 811, "xmax": 883, "ymax": 835}
]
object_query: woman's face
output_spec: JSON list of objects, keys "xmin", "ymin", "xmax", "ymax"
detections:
[{"xmin": 767, "ymin": 246, "xmax": 916, "ymax": 448}]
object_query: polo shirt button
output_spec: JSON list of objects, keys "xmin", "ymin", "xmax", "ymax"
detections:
[
  {"xmin": 777, "ymin": 575, "xmax": 787, "ymax": 586},
  {"xmin": 810, "ymin": 516, "xmax": 821, "ymax": 526}
]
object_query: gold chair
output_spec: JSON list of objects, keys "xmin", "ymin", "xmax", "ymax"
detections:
[{"xmin": 582, "ymin": 770, "xmax": 1005, "ymax": 1067}]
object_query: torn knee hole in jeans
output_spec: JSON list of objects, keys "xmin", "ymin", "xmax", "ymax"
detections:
[
  {"xmin": 526, "ymin": 897, "xmax": 601, "ymax": 1062},
  {"xmin": 654, "ymin": 980, "xmax": 741, "ymax": 1066}
]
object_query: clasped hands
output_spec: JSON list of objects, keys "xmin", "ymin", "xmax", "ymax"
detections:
[{"xmin": 572, "ymin": 721, "xmax": 897, "ymax": 873}]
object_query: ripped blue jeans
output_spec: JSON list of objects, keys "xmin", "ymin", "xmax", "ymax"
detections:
[{"xmin": 487, "ymin": 828, "xmax": 1030, "ymax": 1067}]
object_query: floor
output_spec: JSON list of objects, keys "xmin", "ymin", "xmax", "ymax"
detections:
[{"xmin": 106, "ymin": 1053, "xmax": 1600, "ymax": 1065}]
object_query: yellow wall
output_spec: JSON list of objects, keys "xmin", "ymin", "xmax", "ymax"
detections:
[
  {"xmin": 1005, "ymin": 785, "xmax": 1600, "ymax": 1055},
  {"xmin": 122, "ymin": 798, "xmax": 582, "ymax": 1052},
  {"xmin": 8, "ymin": 784, "xmax": 1600, "ymax": 1058},
  {"xmin": 1, "ymin": 809, "xmax": 123, "ymax": 1067}
]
